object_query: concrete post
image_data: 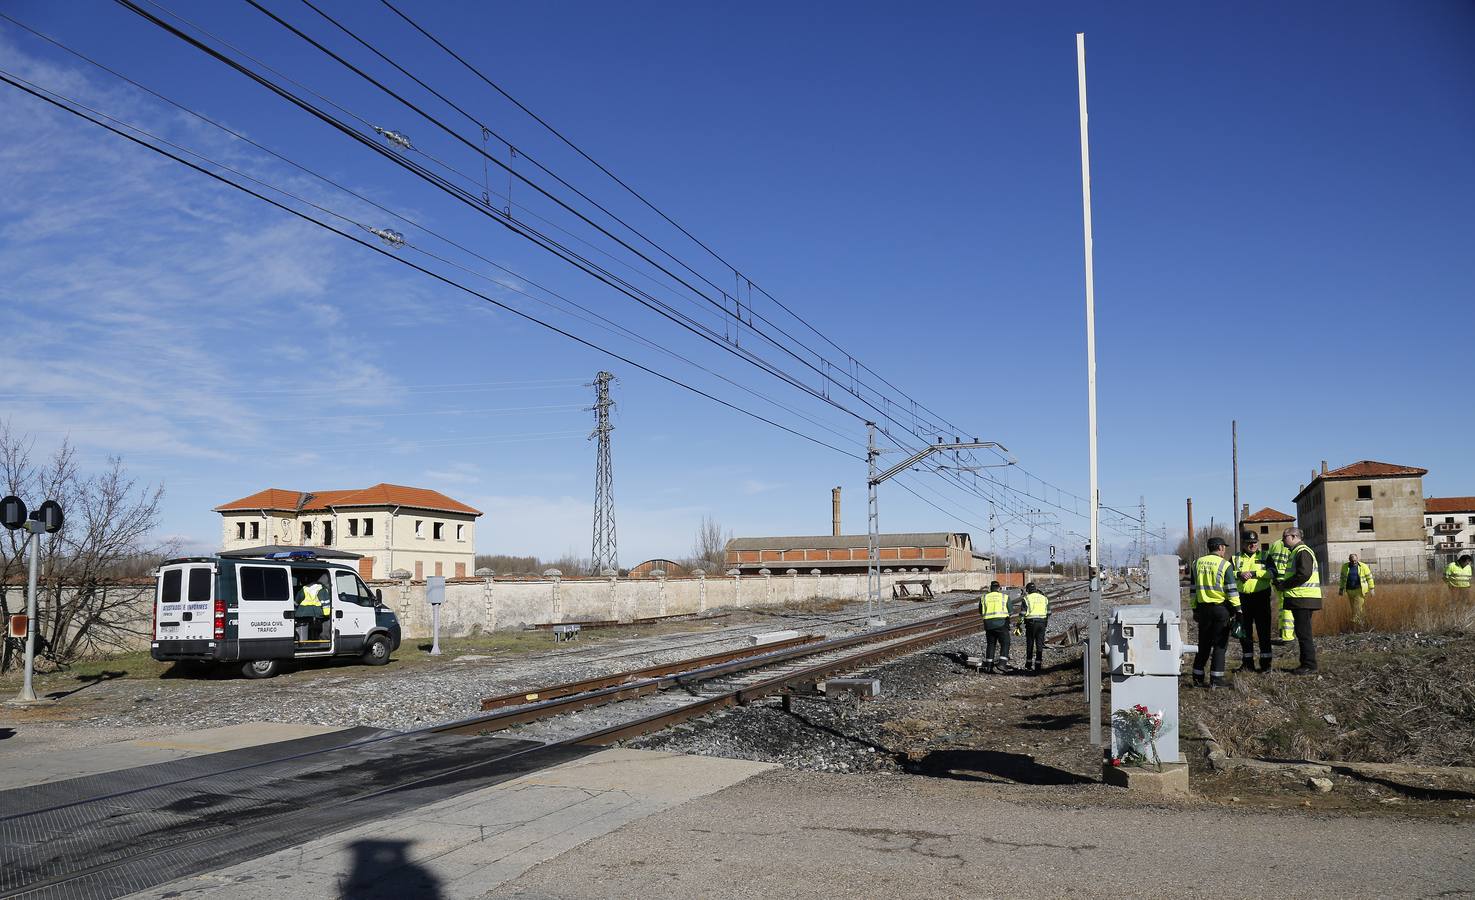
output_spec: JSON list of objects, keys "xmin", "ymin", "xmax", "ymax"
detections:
[
  {"xmin": 697, "ymin": 571, "xmax": 707, "ymax": 613},
  {"xmin": 483, "ymin": 575, "xmax": 496, "ymax": 632}
]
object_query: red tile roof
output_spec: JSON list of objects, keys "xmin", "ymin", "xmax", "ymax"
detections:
[
  {"xmin": 216, "ymin": 483, "xmax": 481, "ymax": 516},
  {"xmin": 1321, "ymin": 460, "xmax": 1428, "ymax": 480},
  {"xmin": 1426, "ymin": 497, "xmax": 1475, "ymax": 514},
  {"xmin": 1294, "ymin": 460, "xmax": 1428, "ymax": 503},
  {"xmin": 1241, "ymin": 507, "xmax": 1295, "ymax": 524}
]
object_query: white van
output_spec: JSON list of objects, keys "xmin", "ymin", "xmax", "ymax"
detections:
[{"xmin": 150, "ymin": 548, "xmax": 402, "ymax": 678}]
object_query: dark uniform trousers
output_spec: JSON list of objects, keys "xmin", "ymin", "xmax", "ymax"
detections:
[
  {"xmin": 1237, "ymin": 589, "xmax": 1273, "ymax": 669},
  {"xmin": 1192, "ymin": 603, "xmax": 1233, "ymax": 678},
  {"xmin": 984, "ymin": 623, "xmax": 1010, "ymax": 665},
  {"xmin": 1023, "ymin": 619, "xmax": 1047, "ymax": 666}
]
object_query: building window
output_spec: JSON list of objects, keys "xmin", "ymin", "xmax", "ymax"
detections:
[
  {"xmin": 433, "ymin": 522, "xmax": 444, "ymax": 541},
  {"xmin": 303, "ymin": 521, "xmax": 313, "ymax": 540},
  {"xmin": 1468, "ymin": 516, "xmax": 1475, "ymax": 526},
  {"xmin": 1259, "ymin": 525, "xmax": 1269, "ymax": 535},
  {"xmin": 363, "ymin": 518, "xmax": 374, "ymax": 536},
  {"xmin": 455, "ymin": 523, "xmax": 464, "ymax": 542},
  {"xmin": 434, "ymin": 561, "xmax": 443, "ymax": 576},
  {"xmin": 1426, "ymin": 517, "xmax": 1433, "ymax": 527},
  {"xmin": 1447, "ymin": 517, "xmax": 1456, "ymax": 524},
  {"xmin": 250, "ymin": 521, "xmax": 260, "ymax": 540},
  {"xmin": 348, "ymin": 519, "xmax": 359, "ymax": 537},
  {"xmin": 1356, "ymin": 485, "xmax": 1372, "ymax": 500},
  {"xmin": 1358, "ymin": 516, "xmax": 1374, "ymax": 532},
  {"xmin": 415, "ymin": 520, "xmax": 424, "ymax": 539},
  {"xmin": 236, "ymin": 522, "xmax": 246, "ymax": 540}
]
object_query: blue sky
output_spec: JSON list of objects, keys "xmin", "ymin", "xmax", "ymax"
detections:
[{"xmin": 1, "ymin": 1, "xmax": 1470, "ymax": 564}]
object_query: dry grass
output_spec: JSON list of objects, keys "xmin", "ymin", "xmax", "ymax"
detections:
[{"xmin": 1315, "ymin": 583, "xmax": 1475, "ymax": 636}]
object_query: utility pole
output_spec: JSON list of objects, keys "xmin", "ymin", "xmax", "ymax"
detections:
[
  {"xmin": 1076, "ymin": 31, "xmax": 1104, "ymax": 747},
  {"xmin": 1232, "ymin": 420, "xmax": 1240, "ymax": 551},
  {"xmin": 867, "ymin": 423, "xmax": 880, "ymax": 623},
  {"xmin": 589, "ymin": 372, "xmax": 618, "ymax": 574},
  {"xmin": 1138, "ymin": 496, "xmax": 1147, "ymax": 571}
]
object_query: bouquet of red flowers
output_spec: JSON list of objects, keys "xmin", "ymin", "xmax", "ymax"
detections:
[{"xmin": 1111, "ymin": 703, "xmax": 1164, "ymax": 771}]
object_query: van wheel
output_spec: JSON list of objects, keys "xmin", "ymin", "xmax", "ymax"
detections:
[
  {"xmin": 361, "ymin": 634, "xmax": 391, "ymax": 666},
  {"xmin": 242, "ymin": 659, "xmax": 280, "ymax": 679}
]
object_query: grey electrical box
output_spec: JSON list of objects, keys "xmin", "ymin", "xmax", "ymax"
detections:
[
  {"xmin": 1106, "ymin": 603, "xmax": 1184, "ymax": 763},
  {"xmin": 1147, "ymin": 553, "xmax": 1181, "ymax": 611},
  {"xmin": 426, "ymin": 576, "xmax": 445, "ymax": 606}
]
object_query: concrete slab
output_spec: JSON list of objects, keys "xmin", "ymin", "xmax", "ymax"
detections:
[
  {"xmin": 0, "ymin": 721, "xmax": 344, "ymax": 791},
  {"xmin": 127, "ymin": 749, "xmax": 774, "ymax": 900},
  {"xmin": 1101, "ymin": 761, "xmax": 1190, "ymax": 797}
]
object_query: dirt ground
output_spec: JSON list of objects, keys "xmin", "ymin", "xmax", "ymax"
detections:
[{"xmin": 636, "ymin": 625, "xmax": 1475, "ymax": 820}]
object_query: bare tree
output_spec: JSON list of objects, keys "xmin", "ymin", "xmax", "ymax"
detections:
[
  {"xmin": 689, "ymin": 516, "xmax": 731, "ymax": 572},
  {"xmin": 1175, "ymin": 523, "xmax": 1234, "ymax": 564},
  {"xmin": 1, "ymin": 423, "xmax": 174, "ymax": 671}
]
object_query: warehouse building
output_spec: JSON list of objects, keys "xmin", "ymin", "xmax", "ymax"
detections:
[{"xmin": 724, "ymin": 532, "xmax": 981, "ymax": 575}]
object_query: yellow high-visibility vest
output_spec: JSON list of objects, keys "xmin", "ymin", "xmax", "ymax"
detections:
[
  {"xmin": 981, "ymin": 591, "xmax": 1010, "ymax": 620},
  {"xmin": 1193, "ymin": 555, "xmax": 1237, "ymax": 606},
  {"xmin": 1446, "ymin": 562, "xmax": 1472, "ymax": 589},
  {"xmin": 1340, "ymin": 561, "xmax": 1374, "ymax": 593},
  {"xmin": 1023, "ymin": 592, "xmax": 1049, "ymax": 619},
  {"xmin": 1283, "ymin": 544, "xmax": 1322, "ymax": 599},
  {"xmin": 1267, "ymin": 540, "xmax": 1292, "ymax": 592},
  {"xmin": 1235, "ymin": 550, "xmax": 1270, "ymax": 595},
  {"xmin": 299, "ymin": 583, "xmax": 327, "ymax": 608}
]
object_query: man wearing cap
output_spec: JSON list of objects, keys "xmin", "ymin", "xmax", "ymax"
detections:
[
  {"xmin": 1275, "ymin": 527, "xmax": 1322, "ymax": 674},
  {"xmin": 1190, "ymin": 536, "xmax": 1240, "ymax": 688},
  {"xmin": 979, "ymin": 581, "xmax": 1011, "ymax": 673},
  {"xmin": 1234, "ymin": 532, "xmax": 1274, "ymax": 672},
  {"xmin": 1019, "ymin": 582, "xmax": 1050, "ymax": 674}
]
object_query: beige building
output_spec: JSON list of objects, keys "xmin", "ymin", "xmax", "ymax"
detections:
[
  {"xmin": 216, "ymin": 484, "xmax": 481, "ymax": 580},
  {"xmin": 1239, "ymin": 506, "xmax": 1296, "ymax": 543},
  {"xmin": 1293, "ymin": 460, "xmax": 1427, "ymax": 577}
]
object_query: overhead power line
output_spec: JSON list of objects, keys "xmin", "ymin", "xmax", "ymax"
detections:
[{"xmin": 0, "ymin": 68, "xmax": 866, "ymax": 463}]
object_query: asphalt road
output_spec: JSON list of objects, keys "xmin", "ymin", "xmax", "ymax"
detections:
[{"xmin": 489, "ymin": 767, "xmax": 1475, "ymax": 900}]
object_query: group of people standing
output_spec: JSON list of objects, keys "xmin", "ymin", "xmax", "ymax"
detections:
[
  {"xmin": 1190, "ymin": 527, "xmax": 1321, "ymax": 687},
  {"xmin": 977, "ymin": 581, "xmax": 1051, "ymax": 673}
]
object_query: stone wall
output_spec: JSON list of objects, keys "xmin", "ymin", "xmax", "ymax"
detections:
[{"xmin": 3, "ymin": 569, "xmax": 992, "ymax": 652}]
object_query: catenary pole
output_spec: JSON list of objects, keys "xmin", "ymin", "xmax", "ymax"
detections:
[
  {"xmin": 1076, "ymin": 32, "xmax": 1103, "ymax": 747},
  {"xmin": 1232, "ymin": 420, "xmax": 1240, "ymax": 550}
]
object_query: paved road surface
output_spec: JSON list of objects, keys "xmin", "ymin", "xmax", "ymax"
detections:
[{"xmin": 489, "ymin": 768, "xmax": 1475, "ymax": 900}]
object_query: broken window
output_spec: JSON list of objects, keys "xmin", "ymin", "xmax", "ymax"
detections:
[
  {"xmin": 250, "ymin": 521, "xmax": 260, "ymax": 540},
  {"xmin": 303, "ymin": 521, "xmax": 313, "ymax": 540},
  {"xmin": 1358, "ymin": 516, "xmax": 1374, "ymax": 532},
  {"xmin": 236, "ymin": 522, "xmax": 246, "ymax": 540},
  {"xmin": 348, "ymin": 519, "xmax": 359, "ymax": 537},
  {"xmin": 363, "ymin": 518, "xmax": 374, "ymax": 536},
  {"xmin": 433, "ymin": 522, "xmax": 444, "ymax": 540},
  {"xmin": 1356, "ymin": 485, "xmax": 1372, "ymax": 500},
  {"xmin": 415, "ymin": 520, "xmax": 425, "ymax": 538}
]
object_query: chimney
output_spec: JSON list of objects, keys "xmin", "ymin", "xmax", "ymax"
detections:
[
  {"xmin": 831, "ymin": 487, "xmax": 842, "ymax": 537},
  {"xmin": 1241, "ymin": 503, "xmax": 1250, "ymax": 520},
  {"xmin": 1320, "ymin": 460, "xmax": 1328, "ymax": 475}
]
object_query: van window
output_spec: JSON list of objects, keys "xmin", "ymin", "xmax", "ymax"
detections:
[
  {"xmin": 161, "ymin": 569, "xmax": 182, "ymax": 603},
  {"xmin": 240, "ymin": 566, "xmax": 290, "ymax": 602},
  {"xmin": 187, "ymin": 568, "xmax": 212, "ymax": 602},
  {"xmin": 336, "ymin": 571, "xmax": 377, "ymax": 605}
]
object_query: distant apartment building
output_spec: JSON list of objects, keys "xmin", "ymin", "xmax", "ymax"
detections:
[
  {"xmin": 1425, "ymin": 496, "xmax": 1475, "ymax": 567},
  {"xmin": 1293, "ymin": 460, "xmax": 1427, "ymax": 576},
  {"xmin": 215, "ymin": 483, "xmax": 481, "ymax": 581},
  {"xmin": 724, "ymin": 532, "xmax": 980, "ymax": 575},
  {"xmin": 1239, "ymin": 506, "xmax": 1296, "ymax": 542}
]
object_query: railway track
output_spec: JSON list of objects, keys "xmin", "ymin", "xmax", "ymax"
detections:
[{"xmin": 0, "ymin": 583, "xmax": 1131, "ymax": 900}]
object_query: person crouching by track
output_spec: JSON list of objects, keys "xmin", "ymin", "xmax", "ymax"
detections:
[
  {"xmin": 1019, "ymin": 582, "xmax": 1050, "ymax": 674},
  {"xmin": 1190, "ymin": 537, "xmax": 1240, "ymax": 688},
  {"xmin": 980, "ymin": 581, "xmax": 1011, "ymax": 673}
]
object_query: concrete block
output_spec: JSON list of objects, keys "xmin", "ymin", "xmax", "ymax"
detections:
[
  {"xmin": 1101, "ymin": 761, "xmax": 1190, "ymax": 798},
  {"xmin": 748, "ymin": 630, "xmax": 801, "ymax": 646},
  {"xmin": 823, "ymin": 677, "xmax": 880, "ymax": 699}
]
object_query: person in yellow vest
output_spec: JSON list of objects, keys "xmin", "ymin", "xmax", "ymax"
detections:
[
  {"xmin": 1265, "ymin": 535, "xmax": 1296, "ymax": 643},
  {"xmin": 1274, "ymin": 528, "xmax": 1321, "ymax": 674},
  {"xmin": 979, "ymin": 581, "xmax": 1011, "ymax": 673},
  {"xmin": 1189, "ymin": 537, "xmax": 1240, "ymax": 688},
  {"xmin": 1019, "ymin": 582, "xmax": 1050, "ymax": 674},
  {"xmin": 294, "ymin": 574, "xmax": 332, "ymax": 642},
  {"xmin": 1234, "ymin": 532, "xmax": 1274, "ymax": 673},
  {"xmin": 1444, "ymin": 554, "xmax": 1472, "ymax": 591},
  {"xmin": 1337, "ymin": 552, "xmax": 1375, "ymax": 630}
]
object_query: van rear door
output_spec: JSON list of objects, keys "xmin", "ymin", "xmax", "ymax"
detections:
[{"xmin": 155, "ymin": 564, "xmax": 214, "ymax": 642}]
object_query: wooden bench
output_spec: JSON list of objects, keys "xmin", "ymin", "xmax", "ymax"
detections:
[{"xmin": 891, "ymin": 579, "xmax": 934, "ymax": 600}]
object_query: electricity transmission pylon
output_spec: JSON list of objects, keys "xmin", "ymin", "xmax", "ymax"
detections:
[{"xmin": 590, "ymin": 372, "xmax": 618, "ymax": 573}]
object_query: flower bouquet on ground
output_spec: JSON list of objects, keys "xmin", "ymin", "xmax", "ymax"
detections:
[{"xmin": 1111, "ymin": 704, "xmax": 1164, "ymax": 771}]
